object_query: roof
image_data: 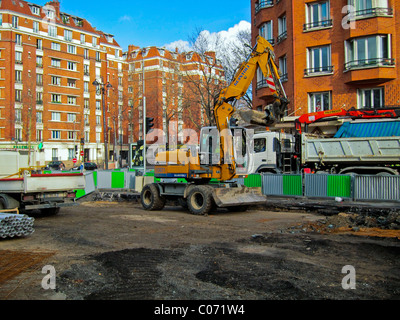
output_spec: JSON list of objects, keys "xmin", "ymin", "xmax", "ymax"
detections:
[{"xmin": 334, "ymin": 120, "xmax": 400, "ymax": 138}]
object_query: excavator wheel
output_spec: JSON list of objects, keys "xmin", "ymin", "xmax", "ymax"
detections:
[
  {"xmin": 141, "ymin": 183, "xmax": 166, "ymax": 211},
  {"xmin": 187, "ymin": 185, "xmax": 215, "ymax": 215}
]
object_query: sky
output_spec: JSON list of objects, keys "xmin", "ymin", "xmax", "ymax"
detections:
[{"xmin": 36, "ymin": 0, "xmax": 251, "ymax": 51}]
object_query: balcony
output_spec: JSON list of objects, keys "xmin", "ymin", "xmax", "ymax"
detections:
[
  {"xmin": 304, "ymin": 66, "xmax": 334, "ymax": 77},
  {"xmin": 276, "ymin": 31, "xmax": 287, "ymax": 44},
  {"xmin": 344, "ymin": 58, "xmax": 396, "ymax": 84},
  {"xmin": 255, "ymin": 0, "xmax": 274, "ymax": 14},
  {"xmin": 344, "ymin": 58, "xmax": 395, "ymax": 71},
  {"xmin": 303, "ymin": 19, "xmax": 333, "ymax": 32},
  {"xmin": 354, "ymin": 7, "xmax": 393, "ymax": 18}
]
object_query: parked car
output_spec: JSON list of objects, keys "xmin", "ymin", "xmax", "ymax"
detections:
[
  {"xmin": 84, "ymin": 162, "xmax": 97, "ymax": 170},
  {"xmin": 46, "ymin": 161, "xmax": 66, "ymax": 170}
]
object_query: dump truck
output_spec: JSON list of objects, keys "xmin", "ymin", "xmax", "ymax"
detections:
[
  {"xmin": 247, "ymin": 119, "xmax": 400, "ymax": 176},
  {"xmin": 0, "ymin": 150, "xmax": 85, "ymax": 214},
  {"xmin": 140, "ymin": 36, "xmax": 288, "ymax": 215}
]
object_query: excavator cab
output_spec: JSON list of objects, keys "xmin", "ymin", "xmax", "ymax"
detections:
[{"xmin": 199, "ymin": 126, "xmax": 250, "ymax": 176}]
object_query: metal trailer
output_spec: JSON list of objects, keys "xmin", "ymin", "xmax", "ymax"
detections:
[{"xmin": 0, "ymin": 172, "xmax": 85, "ymax": 214}]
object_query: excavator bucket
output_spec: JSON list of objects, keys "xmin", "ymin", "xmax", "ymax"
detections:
[{"xmin": 212, "ymin": 186, "xmax": 267, "ymax": 208}]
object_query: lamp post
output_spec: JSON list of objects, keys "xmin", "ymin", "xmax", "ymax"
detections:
[{"xmin": 93, "ymin": 78, "xmax": 112, "ymax": 170}]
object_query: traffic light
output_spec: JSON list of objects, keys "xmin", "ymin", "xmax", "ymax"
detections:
[{"xmin": 145, "ymin": 117, "xmax": 154, "ymax": 134}]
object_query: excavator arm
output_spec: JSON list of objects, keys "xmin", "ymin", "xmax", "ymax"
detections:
[{"xmin": 212, "ymin": 35, "xmax": 289, "ymax": 180}]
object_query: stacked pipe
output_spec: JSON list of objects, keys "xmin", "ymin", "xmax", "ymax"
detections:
[{"xmin": 0, "ymin": 213, "xmax": 35, "ymax": 238}]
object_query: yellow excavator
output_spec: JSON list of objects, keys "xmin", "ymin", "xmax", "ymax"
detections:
[{"xmin": 140, "ymin": 36, "xmax": 289, "ymax": 215}]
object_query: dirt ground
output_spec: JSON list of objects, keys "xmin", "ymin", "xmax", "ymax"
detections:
[{"xmin": 0, "ymin": 194, "xmax": 399, "ymax": 302}]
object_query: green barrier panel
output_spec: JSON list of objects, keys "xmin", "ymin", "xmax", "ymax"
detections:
[
  {"xmin": 283, "ymin": 175, "xmax": 302, "ymax": 196},
  {"xmin": 75, "ymin": 189, "xmax": 86, "ymax": 198},
  {"xmin": 327, "ymin": 175, "xmax": 352, "ymax": 198},
  {"xmin": 244, "ymin": 174, "xmax": 262, "ymax": 187},
  {"xmin": 111, "ymin": 171, "xmax": 125, "ymax": 188},
  {"xmin": 43, "ymin": 170, "xmax": 52, "ymax": 174},
  {"xmin": 93, "ymin": 171, "xmax": 98, "ymax": 187}
]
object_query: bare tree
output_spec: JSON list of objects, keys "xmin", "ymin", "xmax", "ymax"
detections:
[{"xmin": 181, "ymin": 29, "xmax": 227, "ymax": 130}]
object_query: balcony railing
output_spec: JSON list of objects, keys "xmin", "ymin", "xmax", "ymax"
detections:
[
  {"xmin": 344, "ymin": 58, "xmax": 395, "ymax": 71},
  {"xmin": 354, "ymin": 7, "xmax": 393, "ymax": 17},
  {"xmin": 255, "ymin": 0, "xmax": 274, "ymax": 14},
  {"xmin": 276, "ymin": 31, "xmax": 287, "ymax": 44},
  {"xmin": 304, "ymin": 65, "xmax": 334, "ymax": 76},
  {"xmin": 303, "ymin": 19, "xmax": 333, "ymax": 31}
]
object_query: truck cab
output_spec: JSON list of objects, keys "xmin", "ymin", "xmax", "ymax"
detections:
[{"xmin": 247, "ymin": 131, "xmax": 297, "ymax": 174}]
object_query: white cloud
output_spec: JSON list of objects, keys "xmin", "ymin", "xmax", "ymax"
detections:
[
  {"xmin": 163, "ymin": 39, "xmax": 192, "ymax": 53},
  {"xmin": 163, "ymin": 20, "xmax": 251, "ymax": 54},
  {"xmin": 119, "ymin": 15, "xmax": 132, "ymax": 22}
]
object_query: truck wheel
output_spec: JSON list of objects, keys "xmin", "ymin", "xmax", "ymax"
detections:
[
  {"xmin": 141, "ymin": 184, "xmax": 166, "ymax": 211},
  {"xmin": 187, "ymin": 185, "xmax": 214, "ymax": 215}
]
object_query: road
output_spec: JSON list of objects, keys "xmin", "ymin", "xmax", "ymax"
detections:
[{"xmin": 0, "ymin": 196, "xmax": 399, "ymax": 301}]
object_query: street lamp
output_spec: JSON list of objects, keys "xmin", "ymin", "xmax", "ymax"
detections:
[{"xmin": 93, "ymin": 78, "xmax": 112, "ymax": 170}]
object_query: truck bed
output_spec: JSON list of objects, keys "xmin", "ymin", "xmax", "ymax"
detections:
[
  {"xmin": 302, "ymin": 135, "xmax": 400, "ymax": 164},
  {"xmin": 0, "ymin": 173, "xmax": 85, "ymax": 193}
]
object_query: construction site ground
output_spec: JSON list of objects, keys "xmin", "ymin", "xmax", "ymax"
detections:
[{"xmin": 0, "ymin": 192, "xmax": 399, "ymax": 305}]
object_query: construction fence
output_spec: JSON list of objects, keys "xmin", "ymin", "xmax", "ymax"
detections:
[{"xmin": 72, "ymin": 170, "xmax": 400, "ymax": 202}]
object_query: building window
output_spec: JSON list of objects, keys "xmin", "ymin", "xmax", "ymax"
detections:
[
  {"xmin": 277, "ymin": 15, "xmax": 287, "ymax": 43},
  {"xmin": 37, "ymin": 39, "xmax": 42, "ymax": 49},
  {"xmin": 96, "ymin": 51, "xmax": 101, "ymax": 62},
  {"xmin": 51, "ymin": 58, "xmax": 61, "ymax": 68},
  {"xmin": 36, "ymin": 56, "xmax": 43, "ymax": 67},
  {"xmin": 51, "ymin": 42, "xmax": 61, "ymax": 51},
  {"xmin": 305, "ymin": 45, "xmax": 333, "ymax": 75},
  {"xmin": 64, "ymin": 29, "xmax": 73, "ymax": 42},
  {"xmin": 351, "ymin": 0, "xmax": 392, "ymax": 17},
  {"xmin": 67, "ymin": 79, "xmax": 76, "ymax": 88},
  {"xmin": 358, "ymin": 87, "xmax": 385, "ymax": 108},
  {"xmin": 31, "ymin": 6, "xmax": 40, "ymax": 16},
  {"xmin": 36, "ymin": 92, "xmax": 43, "ymax": 104},
  {"xmin": 15, "ymin": 51, "xmax": 22, "ymax": 63},
  {"xmin": 15, "ymin": 90, "xmax": 22, "ymax": 102},
  {"xmin": 67, "ymin": 45, "xmax": 76, "ymax": 54},
  {"xmin": 84, "ymin": 49, "xmax": 89, "ymax": 59},
  {"xmin": 68, "ymin": 148, "xmax": 75, "ymax": 159},
  {"xmin": 279, "ymin": 55, "xmax": 288, "ymax": 82},
  {"xmin": 304, "ymin": 1, "xmax": 332, "ymax": 31},
  {"xmin": 15, "ymin": 109, "xmax": 21, "ymax": 122},
  {"xmin": 51, "ymin": 112, "xmax": 61, "ymax": 121},
  {"xmin": 36, "ymin": 111, "xmax": 42, "ymax": 123},
  {"xmin": 36, "ymin": 74, "xmax": 43, "ymax": 86},
  {"xmin": 12, "ymin": 16, "xmax": 18, "ymax": 28},
  {"xmin": 15, "ymin": 128, "xmax": 22, "ymax": 141},
  {"xmin": 51, "ymin": 94, "xmax": 61, "ymax": 103},
  {"xmin": 52, "ymin": 148, "xmax": 58, "ymax": 160},
  {"xmin": 51, "ymin": 76, "xmax": 61, "ymax": 86},
  {"xmin": 308, "ymin": 91, "xmax": 331, "ymax": 113},
  {"xmin": 96, "ymin": 100, "xmax": 101, "ymax": 110},
  {"xmin": 51, "ymin": 130, "xmax": 61, "ymax": 139},
  {"xmin": 255, "ymin": 0, "xmax": 274, "ymax": 14},
  {"xmin": 67, "ymin": 61, "xmax": 77, "ymax": 71},
  {"xmin": 67, "ymin": 113, "xmax": 76, "ymax": 122},
  {"xmin": 67, "ymin": 96, "xmax": 77, "ymax": 105},
  {"xmin": 80, "ymin": 33, "xmax": 85, "ymax": 44},
  {"xmin": 92, "ymin": 37, "xmax": 97, "ymax": 47},
  {"xmin": 15, "ymin": 70, "xmax": 22, "ymax": 83},
  {"xmin": 345, "ymin": 35, "xmax": 393, "ymax": 70},
  {"xmin": 96, "ymin": 115, "xmax": 101, "ymax": 125},
  {"xmin": 48, "ymin": 25, "xmax": 57, "ymax": 37},
  {"xmin": 259, "ymin": 21, "xmax": 274, "ymax": 44},
  {"xmin": 33, "ymin": 21, "xmax": 39, "ymax": 33},
  {"xmin": 36, "ymin": 129, "xmax": 43, "ymax": 141},
  {"xmin": 15, "ymin": 34, "xmax": 22, "ymax": 45}
]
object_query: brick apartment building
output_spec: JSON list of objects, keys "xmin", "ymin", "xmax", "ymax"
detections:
[
  {"xmin": 0, "ymin": 0, "xmax": 224, "ymax": 168},
  {"xmin": 125, "ymin": 45, "xmax": 225, "ymax": 146},
  {"xmin": 0, "ymin": 0, "xmax": 128, "ymax": 167},
  {"xmin": 252, "ymin": 0, "xmax": 399, "ymax": 117}
]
